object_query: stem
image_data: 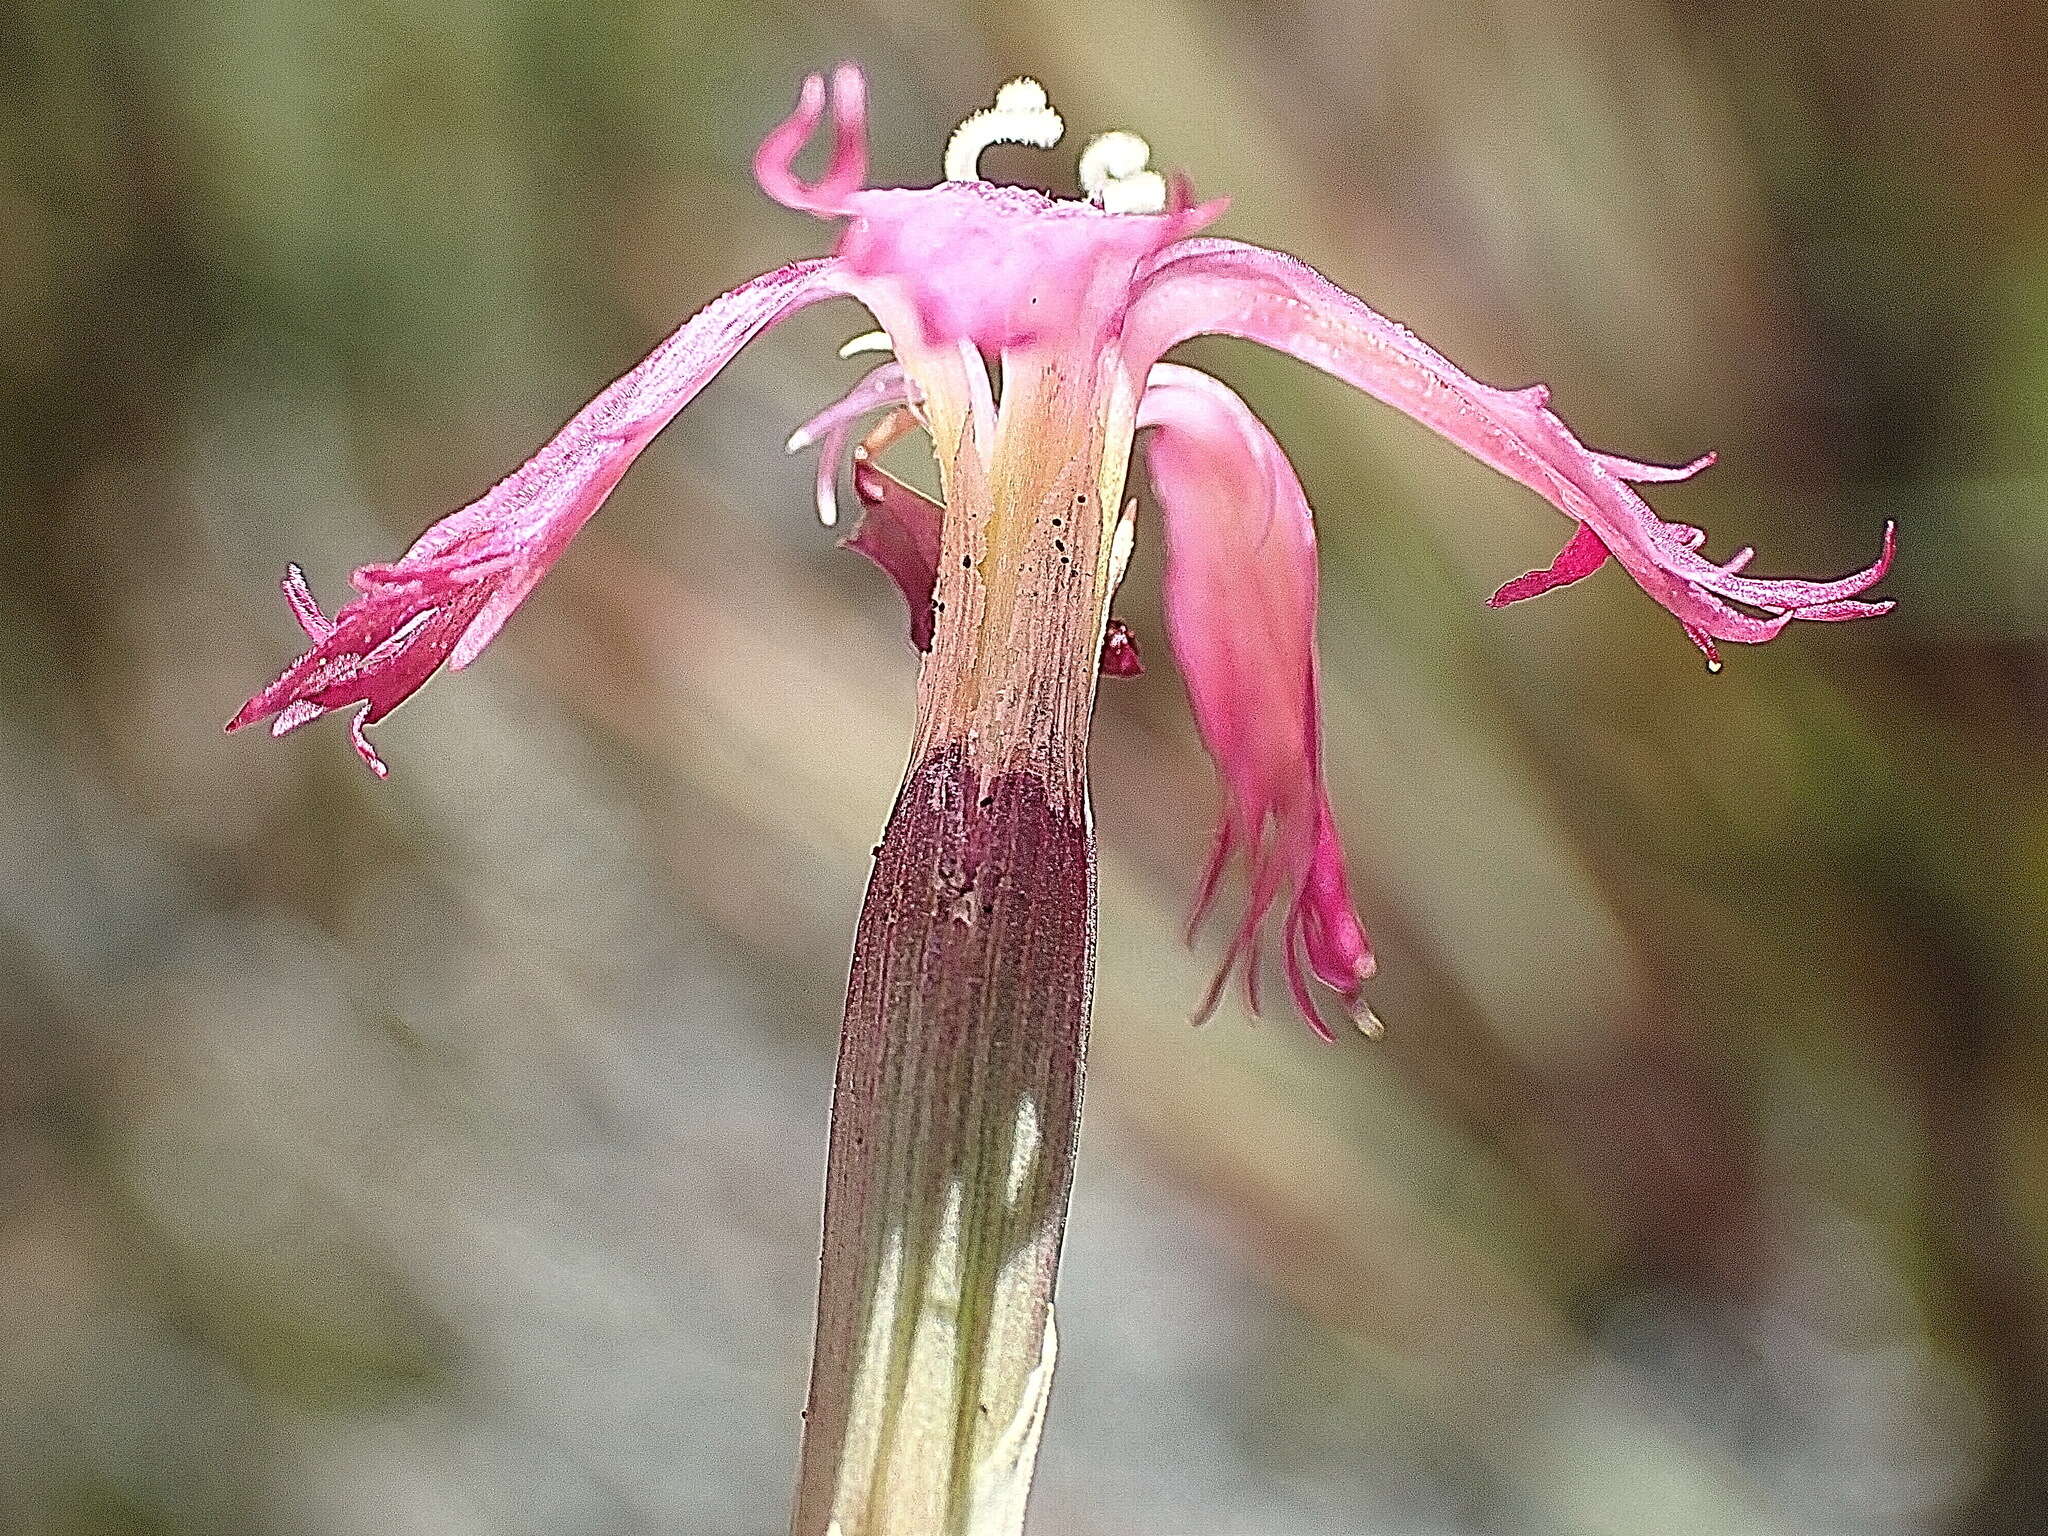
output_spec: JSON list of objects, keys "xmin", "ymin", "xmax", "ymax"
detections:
[
  {"xmin": 794, "ymin": 747, "xmax": 1091, "ymax": 1534},
  {"xmin": 794, "ymin": 359, "xmax": 1129, "ymax": 1535}
]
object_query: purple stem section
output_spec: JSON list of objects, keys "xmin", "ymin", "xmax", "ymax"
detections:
[{"xmin": 794, "ymin": 744, "xmax": 1093, "ymax": 1532}]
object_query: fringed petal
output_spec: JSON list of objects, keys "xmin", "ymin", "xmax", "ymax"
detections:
[
  {"xmin": 1129, "ymin": 239, "xmax": 1893, "ymax": 654},
  {"xmin": 229, "ymin": 258, "xmax": 841, "ymax": 772},
  {"xmin": 1595, "ymin": 448, "xmax": 1717, "ymax": 484},
  {"xmin": 1139, "ymin": 362, "xmax": 1375, "ymax": 1037}
]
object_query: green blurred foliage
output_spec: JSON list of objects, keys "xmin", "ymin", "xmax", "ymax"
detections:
[{"xmin": 1, "ymin": 1, "xmax": 2042, "ymax": 1532}]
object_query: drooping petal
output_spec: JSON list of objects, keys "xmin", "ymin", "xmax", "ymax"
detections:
[
  {"xmin": 229, "ymin": 258, "xmax": 842, "ymax": 771},
  {"xmin": 1139, "ymin": 362, "xmax": 1375, "ymax": 1037},
  {"xmin": 1129, "ymin": 239, "xmax": 1893, "ymax": 653}
]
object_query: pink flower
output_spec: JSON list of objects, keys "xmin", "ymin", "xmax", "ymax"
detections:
[{"xmin": 231, "ymin": 65, "xmax": 1893, "ymax": 1030}]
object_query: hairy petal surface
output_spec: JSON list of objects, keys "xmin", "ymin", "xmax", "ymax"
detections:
[
  {"xmin": 229, "ymin": 258, "xmax": 841, "ymax": 770},
  {"xmin": 1130, "ymin": 239, "xmax": 1893, "ymax": 654},
  {"xmin": 1139, "ymin": 363, "xmax": 1373, "ymax": 1037}
]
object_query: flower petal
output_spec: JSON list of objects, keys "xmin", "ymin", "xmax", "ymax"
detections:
[
  {"xmin": 1139, "ymin": 362, "xmax": 1375, "ymax": 1037},
  {"xmin": 1487, "ymin": 520, "xmax": 1612, "ymax": 607},
  {"xmin": 754, "ymin": 65, "xmax": 869, "ymax": 218},
  {"xmin": 845, "ymin": 420, "xmax": 945, "ymax": 653},
  {"xmin": 1594, "ymin": 447, "xmax": 1717, "ymax": 484},
  {"xmin": 1130, "ymin": 239, "xmax": 1893, "ymax": 651},
  {"xmin": 836, "ymin": 179, "xmax": 1226, "ymax": 354},
  {"xmin": 787, "ymin": 360, "xmax": 909, "ymax": 527},
  {"xmin": 229, "ymin": 258, "xmax": 841, "ymax": 771}
]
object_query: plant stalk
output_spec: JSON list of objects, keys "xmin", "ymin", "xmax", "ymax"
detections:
[{"xmin": 793, "ymin": 361, "xmax": 1130, "ymax": 1535}]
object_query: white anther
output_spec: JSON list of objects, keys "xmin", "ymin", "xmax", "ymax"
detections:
[
  {"xmin": 837, "ymin": 330, "xmax": 893, "ymax": 359},
  {"xmin": 1079, "ymin": 131, "xmax": 1149, "ymax": 189},
  {"xmin": 1080, "ymin": 130, "xmax": 1168, "ymax": 215},
  {"xmin": 1098, "ymin": 171, "xmax": 1167, "ymax": 214},
  {"xmin": 993, "ymin": 78, "xmax": 1050, "ymax": 115},
  {"xmin": 944, "ymin": 76, "xmax": 1065, "ymax": 183}
]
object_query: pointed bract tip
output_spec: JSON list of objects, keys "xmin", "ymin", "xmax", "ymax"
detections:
[
  {"xmin": 1099, "ymin": 618, "xmax": 1145, "ymax": 677},
  {"xmin": 1489, "ymin": 521, "xmax": 1612, "ymax": 609}
]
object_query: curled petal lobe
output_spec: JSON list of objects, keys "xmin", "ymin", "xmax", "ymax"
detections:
[
  {"xmin": 229, "ymin": 259, "xmax": 841, "ymax": 772},
  {"xmin": 1139, "ymin": 362, "xmax": 1375, "ymax": 1036},
  {"xmin": 1284, "ymin": 810, "xmax": 1375, "ymax": 1037},
  {"xmin": 1595, "ymin": 448, "xmax": 1717, "ymax": 484},
  {"xmin": 787, "ymin": 360, "xmax": 910, "ymax": 527},
  {"xmin": 1130, "ymin": 239, "xmax": 1893, "ymax": 653},
  {"xmin": 754, "ymin": 65, "xmax": 870, "ymax": 217},
  {"xmin": 281, "ymin": 563, "xmax": 333, "ymax": 639}
]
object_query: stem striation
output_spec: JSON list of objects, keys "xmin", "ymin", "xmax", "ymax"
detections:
[{"xmin": 794, "ymin": 747, "xmax": 1091, "ymax": 1533}]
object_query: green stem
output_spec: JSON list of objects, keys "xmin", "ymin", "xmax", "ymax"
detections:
[{"xmin": 794, "ymin": 376, "xmax": 1126, "ymax": 1534}]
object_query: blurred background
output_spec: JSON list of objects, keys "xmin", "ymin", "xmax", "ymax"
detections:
[{"xmin": 4, "ymin": 0, "xmax": 2043, "ymax": 1531}]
